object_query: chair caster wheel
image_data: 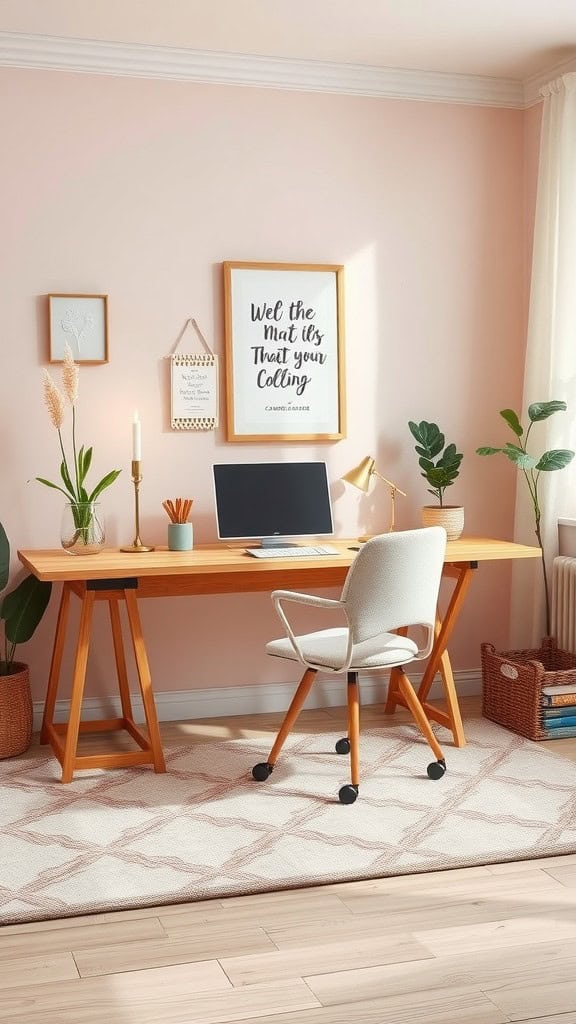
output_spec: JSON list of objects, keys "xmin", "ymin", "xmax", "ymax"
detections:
[
  {"xmin": 252, "ymin": 762, "xmax": 274, "ymax": 781},
  {"xmin": 335, "ymin": 737, "xmax": 350, "ymax": 754},
  {"xmin": 427, "ymin": 759, "xmax": 446, "ymax": 780},
  {"xmin": 338, "ymin": 784, "xmax": 359, "ymax": 804}
]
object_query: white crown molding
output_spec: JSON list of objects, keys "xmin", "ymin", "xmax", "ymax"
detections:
[
  {"xmin": 0, "ymin": 30, "xmax": 525, "ymax": 108},
  {"xmin": 523, "ymin": 53, "xmax": 576, "ymax": 106}
]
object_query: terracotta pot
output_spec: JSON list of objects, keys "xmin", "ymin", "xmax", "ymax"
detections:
[
  {"xmin": 0, "ymin": 663, "xmax": 33, "ymax": 758},
  {"xmin": 421, "ymin": 505, "xmax": 465, "ymax": 541}
]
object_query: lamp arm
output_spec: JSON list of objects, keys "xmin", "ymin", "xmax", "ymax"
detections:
[{"xmin": 373, "ymin": 471, "xmax": 407, "ymax": 497}]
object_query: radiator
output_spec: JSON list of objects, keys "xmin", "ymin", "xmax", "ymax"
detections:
[{"xmin": 552, "ymin": 556, "xmax": 576, "ymax": 654}]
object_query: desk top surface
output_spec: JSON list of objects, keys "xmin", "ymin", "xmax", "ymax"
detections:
[{"xmin": 19, "ymin": 536, "xmax": 541, "ymax": 583}]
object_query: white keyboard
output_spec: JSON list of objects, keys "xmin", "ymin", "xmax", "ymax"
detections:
[{"xmin": 246, "ymin": 545, "xmax": 340, "ymax": 559}]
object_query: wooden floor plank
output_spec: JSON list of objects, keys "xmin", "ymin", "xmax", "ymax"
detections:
[
  {"xmin": 0, "ymin": 952, "xmax": 78, "ymax": 990},
  {"xmin": 486, "ymin": 977, "xmax": 576, "ymax": 1021},
  {"xmin": 0, "ymin": 975, "xmax": 318, "ymax": 1024},
  {"xmin": 0, "ymin": 959, "xmax": 231, "ymax": 1023},
  {"xmin": 160, "ymin": 894, "xmax": 352, "ymax": 934},
  {"xmin": 518, "ymin": 1016, "xmax": 576, "ymax": 1024},
  {"xmin": 74, "ymin": 923, "xmax": 275, "ymax": 977},
  {"xmin": 415, "ymin": 906, "xmax": 576, "ymax": 956},
  {"xmin": 219, "ymin": 932, "xmax": 432, "ymax": 987},
  {"xmin": 226, "ymin": 986, "xmax": 508, "ymax": 1024},
  {"xmin": 0, "ymin": 918, "xmax": 165, "ymax": 962},
  {"xmin": 306, "ymin": 936, "xmax": 576, "ymax": 1005}
]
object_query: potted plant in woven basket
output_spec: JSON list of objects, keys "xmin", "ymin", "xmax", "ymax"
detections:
[
  {"xmin": 0, "ymin": 520, "xmax": 52, "ymax": 758},
  {"xmin": 477, "ymin": 401, "xmax": 576, "ymax": 740},
  {"xmin": 408, "ymin": 420, "xmax": 465, "ymax": 540}
]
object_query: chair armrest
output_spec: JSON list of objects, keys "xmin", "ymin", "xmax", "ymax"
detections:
[
  {"xmin": 271, "ymin": 590, "xmax": 343, "ymax": 611},
  {"xmin": 271, "ymin": 591, "xmax": 348, "ymax": 667}
]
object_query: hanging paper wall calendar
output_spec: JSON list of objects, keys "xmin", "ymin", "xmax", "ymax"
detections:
[{"xmin": 170, "ymin": 319, "xmax": 219, "ymax": 430}]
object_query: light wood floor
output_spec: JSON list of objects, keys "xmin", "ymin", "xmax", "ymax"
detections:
[{"xmin": 3, "ymin": 695, "xmax": 576, "ymax": 1024}]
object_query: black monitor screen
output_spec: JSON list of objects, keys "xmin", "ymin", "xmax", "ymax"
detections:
[{"xmin": 213, "ymin": 462, "xmax": 334, "ymax": 543}]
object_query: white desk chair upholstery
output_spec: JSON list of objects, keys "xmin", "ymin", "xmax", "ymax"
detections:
[{"xmin": 252, "ymin": 527, "xmax": 448, "ymax": 804}]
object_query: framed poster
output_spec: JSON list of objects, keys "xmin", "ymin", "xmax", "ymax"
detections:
[
  {"xmin": 48, "ymin": 294, "xmax": 108, "ymax": 363},
  {"xmin": 223, "ymin": 261, "xmax": 346, "ymax": 441}
]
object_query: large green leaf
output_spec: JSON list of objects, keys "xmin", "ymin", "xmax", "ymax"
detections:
[
  {"xmin": 408, "ymin": 421, "xmax": 445, "ymax": 460},
  {"xmin": 80, "ymin": 446, "xmax": 93, "ymax": 484},
  {"xmin": 476, "ymin": 446, "xmax": 502, "ymax": 456},
  {"xmin": 59, "ymin": 458, "xmax": 74, "ymax": 494},
  {"xmin": 1, "ymin": 575, "xmax": 52, "ymax": 644},
  {"xmin": 88, "ymin": 469, "xmax": 121, "ymax": 503},
  {"xmin": 0, "ymin": 522, "xmax": 9, "ymax": 592},
  {"xmin": 499, "ymin": 409, "xmax": 523, "ymax": 436},
  {"xmin": 536, "ymin": 449, "xmax": 575, "ymax": 471},
  {"xmin": 504, "ymin": 448, "xmax": 538, "ymax": 469},
  {"xmin": 36, "ymin": 477, "xmax": 73, "ymax": 500},
  {"xmin": 528, "ymin": 400, "xmax": 567, "ymax": 422}
]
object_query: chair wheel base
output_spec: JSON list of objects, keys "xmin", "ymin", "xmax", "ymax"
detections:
[
  {"xmin": 252, "ymin": 762, "xmax": 274, "ymax": 781},
  {"xmin": 335, "ymin": 737, "xmax": 350, "ymax": 754},
  {"xmin": 427, "ymin": 759, "xmax": 446, "ymax": 780},
  {"xmin": 338, "ymin": 784, "xmax": 359, "ymax": 804}
]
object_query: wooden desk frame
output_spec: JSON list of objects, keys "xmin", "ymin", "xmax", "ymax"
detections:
[
  {"xmin": 19, "ymin": 539, "xmax": 541, "ymax": 782},
  {"xmin": 41, "ymin": 578, "xmax": 166, "ymax": 783}
]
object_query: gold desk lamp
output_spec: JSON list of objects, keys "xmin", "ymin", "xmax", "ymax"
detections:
[{"xmin": 343, "ymin": 456, "xmax": 407, "ymax": 539}]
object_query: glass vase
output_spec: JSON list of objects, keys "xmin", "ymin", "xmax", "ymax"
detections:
[{"xmin": 61, "ymin": 502, "xmax": 105, "ymax": 555}]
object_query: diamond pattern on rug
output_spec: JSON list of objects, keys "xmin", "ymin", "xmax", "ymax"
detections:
[{"xmin": 2, "ymin": 717, "xmax": 576, "ymax": 924}]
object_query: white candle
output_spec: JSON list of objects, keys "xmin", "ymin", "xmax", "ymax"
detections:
[{"xmin": 132, "ymin": 410, "xmax": 141, "ymax": 461}]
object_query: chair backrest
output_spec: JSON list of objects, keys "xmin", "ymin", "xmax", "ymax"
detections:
[{"xmin": 340, "ymin": 527, "xmax": 447, "ymax": 650}]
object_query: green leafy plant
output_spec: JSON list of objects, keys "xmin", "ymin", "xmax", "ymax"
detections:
[
  {"xmin": 37, "ymin": 345, "xmax": 121, "ymax": 542},
  {"xmin": 477, "ymin": 401, "xmax": 575, "ymax": 633},
  {"xmin": 408, "ymin": 421, "xmax": 463, "ymax": 506},
  {"xmin": 0, "ymin": 521, "xmax": 52, "ymax": 675}
]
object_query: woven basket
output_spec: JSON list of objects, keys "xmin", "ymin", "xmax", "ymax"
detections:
[
  {"xmin": 0, "ymin": 663, "xmax": 33, "ymax": 758},
  {"xmin": 481, "ymin": 637, "xmax": 576, "ymax": 740}
]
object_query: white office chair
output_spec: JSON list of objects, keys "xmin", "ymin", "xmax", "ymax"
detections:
[{"xmin": 252, "ymin": 527, "xmax": 448, "ymax": 803}]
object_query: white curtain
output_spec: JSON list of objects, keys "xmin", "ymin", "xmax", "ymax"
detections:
[{"xmin": 510, "ymin": 72, "xmax": 576, "ymax": 645}]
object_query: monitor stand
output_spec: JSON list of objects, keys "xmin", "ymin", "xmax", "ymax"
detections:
[{"xmin": 260, "ymin": 537, "xmax": 297, "ymax": 548}]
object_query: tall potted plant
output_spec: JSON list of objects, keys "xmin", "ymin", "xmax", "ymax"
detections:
[
  {"xmin": 408, "ymin": 420, "xmax": 465, "ymax": 540},
  {"xmin": 0, "ymin": 521, "xmax": 52, "ymax": 757},
  {"xmin": 477, "ymin": 401, "xmax": 575, "ymax": 634}
]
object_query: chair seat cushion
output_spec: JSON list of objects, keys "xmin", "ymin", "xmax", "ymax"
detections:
[{"xmin": 265, "ymin": 627, "xmax": 419, "ymax": 670}]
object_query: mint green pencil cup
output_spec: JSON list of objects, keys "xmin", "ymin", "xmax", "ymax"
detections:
[{"xmin": 168, "ymin": 523, "xmax": 193, "ymax": 551}]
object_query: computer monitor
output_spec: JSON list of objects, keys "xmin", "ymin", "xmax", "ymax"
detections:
[{"xmin": 213, "ymin": 462, "xmax": 334, "ymax": 547}]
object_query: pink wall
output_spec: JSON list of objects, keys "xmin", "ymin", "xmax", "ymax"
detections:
[{"xmin": 0, "ymin": 67, "xmax": 533, "ymax": 700}]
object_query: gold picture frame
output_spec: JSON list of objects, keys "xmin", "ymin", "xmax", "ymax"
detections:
[
  {"xmin": 223, "ymin": 261, "xmax": 346, "ymax": 442},
  {"xmin": 48, "ymin": 293, "xmax": 109, "ymax": 364}
]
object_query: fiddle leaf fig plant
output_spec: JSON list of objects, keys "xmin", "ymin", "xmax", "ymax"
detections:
[
  {"xmin": 408, "ymin": 420, "xmax": 463, "ymax": 506},
  {"xmin": 477, "ymin": 400, "xmax": 575, "ymax": 634},
  {"xmin": 0, "ymin": 521, "xmax": 52, "ymax": 675}
]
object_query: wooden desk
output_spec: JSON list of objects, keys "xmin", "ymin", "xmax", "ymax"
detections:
[{"xmin": 19, "ymin": 537, "xmax": 540, "ymax": 781}]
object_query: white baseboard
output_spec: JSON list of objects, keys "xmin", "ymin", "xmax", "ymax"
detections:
[{"xmin": 32, "ymin": 668, "xmax": 482, "ymax": 731}]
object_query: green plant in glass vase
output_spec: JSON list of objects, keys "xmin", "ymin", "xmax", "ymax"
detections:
[
  {"xmin": 477, "ymin": 401, "xmax": 575, "ymax": 633},
  {"xmin": 38, "ymin": 345, "xmax": 121, "ymax": 554}
]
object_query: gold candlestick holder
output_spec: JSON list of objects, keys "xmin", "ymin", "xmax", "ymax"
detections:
[{"xmin": 121, "ymin": 460, "xmax": 155, "ymax": 552}]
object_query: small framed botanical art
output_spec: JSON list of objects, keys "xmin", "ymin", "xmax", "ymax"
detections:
[
  {"xmin": 223, "ymin": 261, "xmax": 346, "ymax": 442},
  {"xmin": 48, "ymin": 294, "xmax": 109, "ymax": 364}
]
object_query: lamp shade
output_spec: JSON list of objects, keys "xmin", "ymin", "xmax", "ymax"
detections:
[{"xmin": 342, "ymin": 456, "xmax": 376, "ymax": 493}]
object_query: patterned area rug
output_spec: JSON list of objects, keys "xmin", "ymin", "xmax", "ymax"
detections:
[{"xmin": 2, "ymin": 718, "xmax": 576, "ymax": 925}]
